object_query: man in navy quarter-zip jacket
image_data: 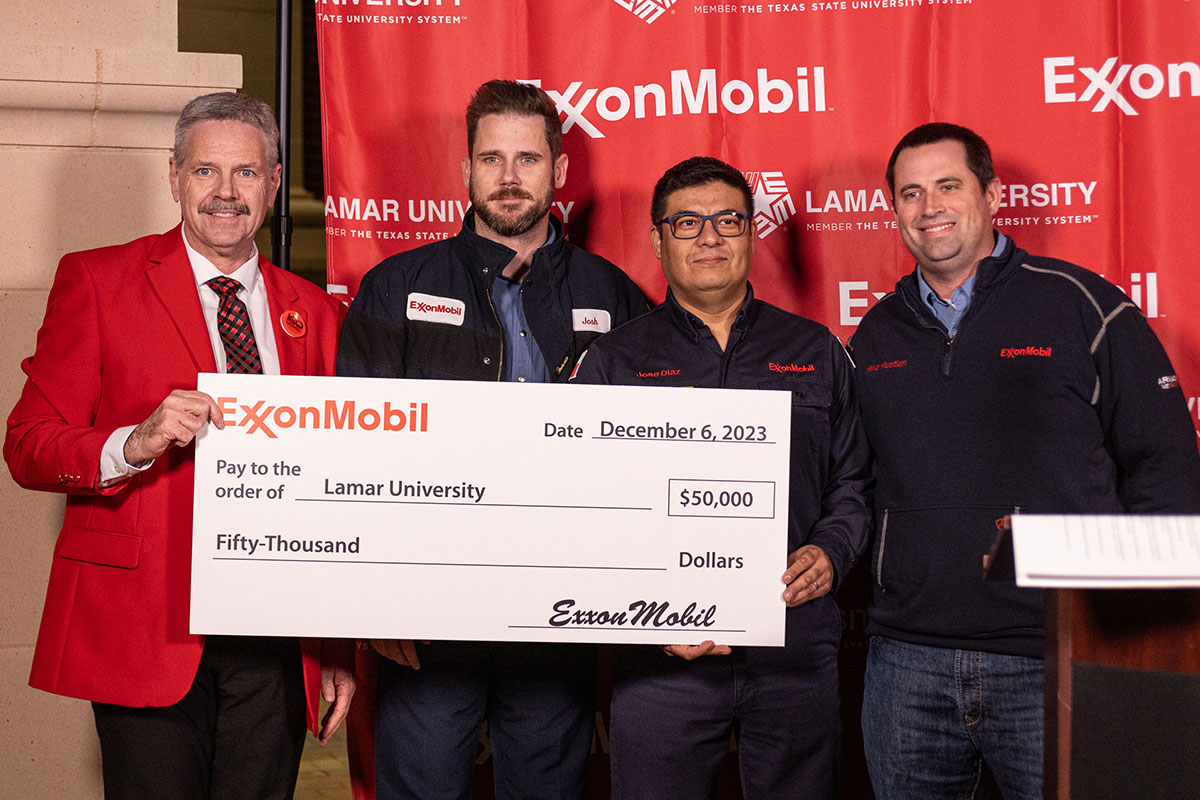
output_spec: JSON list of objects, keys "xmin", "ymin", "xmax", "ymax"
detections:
[
  {"xmin": 573, "ymin": 156, "xmax": 871, "ymax": 800},
  {"xmin": 848, "ymin": 122, "xmax": 1200, "ymax": 800},
  {"xmin": 337, "ymin": 80, "xmax": 645, "ymax": 800}
]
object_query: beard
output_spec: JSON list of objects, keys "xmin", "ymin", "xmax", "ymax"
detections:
[{"xmin": 470, "ymin": 184, "xmax": 554, "ymax": 238}]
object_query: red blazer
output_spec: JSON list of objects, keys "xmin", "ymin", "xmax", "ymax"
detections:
[{"xmin": 5, "ymin": 226, "xmax": 349, "ymax": 734}]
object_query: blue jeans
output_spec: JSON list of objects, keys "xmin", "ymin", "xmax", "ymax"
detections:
[{"xmin": 862, "ymin": 636, "xmax": 1043, "ymax": 800}]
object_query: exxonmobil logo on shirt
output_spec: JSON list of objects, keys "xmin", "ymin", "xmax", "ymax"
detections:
[
  {"xmin": 1000, "ymin": 346, "xmax": 1053, "ymax": 359},
  {"xmin": 769, "ymin": 362, "xmax": 814, "ymax": 373},
  {"xmin": 407, "ymin": 292, "xmax": 465, "ymax": 326},
  {"xmin": 216, "ymin": 397, "xmax": 430, "ymax": 439}
]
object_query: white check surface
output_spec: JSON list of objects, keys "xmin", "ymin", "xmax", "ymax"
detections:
[{"xmin": 191, "ymin": 373, "xmax": 791, "ymax": 645}]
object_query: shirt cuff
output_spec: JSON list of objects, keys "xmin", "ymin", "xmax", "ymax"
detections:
[{"xmin": 98, "ymin": 425, "xmax": 154, "ymax": 486}]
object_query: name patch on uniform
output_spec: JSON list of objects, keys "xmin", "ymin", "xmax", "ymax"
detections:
[
  {"xmin": 407, "ymin": 293, "xmax": 465, "ymax": 326},
  {"xmin": 572, "ymin": 309, "xmax": 611, "ymax": 334}
]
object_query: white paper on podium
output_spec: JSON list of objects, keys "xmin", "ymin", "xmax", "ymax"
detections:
[
  {"xmin": 1011, "ymin": 514, "xmax": 1200, "ymax": 588},
  {"xmin": 190, "ymin": 373, "xmax": 792, "ymax": 645}
]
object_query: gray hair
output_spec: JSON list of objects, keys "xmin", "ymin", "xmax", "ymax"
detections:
[{"xmin": 174, "ymin": 92, "xmax": 280, "ymax": 167}]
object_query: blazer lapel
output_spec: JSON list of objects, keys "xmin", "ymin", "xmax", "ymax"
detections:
[
  {"xmin": 145, "ymin": 226, "xmax": 218, "ymax": 374},
  {"xmin": 260, "ymin": 258, "xmax": 306, "ymax": 376}
]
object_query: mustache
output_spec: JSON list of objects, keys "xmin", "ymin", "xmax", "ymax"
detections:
[
  {"xmin": 199, "ymin": 200, "xmax": 250, "ymax": 215},
  {"xmin": 486, "ymin": 188, "xmax": 534, "ymax": 202}
]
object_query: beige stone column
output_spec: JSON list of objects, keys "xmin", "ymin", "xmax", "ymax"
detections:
[{"xmin": 0, "ymin": 3, "xmax": 240, "ymax": 796}]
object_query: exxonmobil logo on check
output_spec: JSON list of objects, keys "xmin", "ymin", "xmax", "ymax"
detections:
[{"xmin": 216, "ymin": 397, "xmax": 430, "ymax": 439}]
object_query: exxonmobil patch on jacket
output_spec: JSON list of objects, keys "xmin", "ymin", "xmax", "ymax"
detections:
[
  {"xmin": 1000, "ymin": 346, "xmax": 1053, "ymax": 358},
  {"xmin": 768, "ymin": 361, "xmax": 815, "ymax": 374},
  {"xmin": 407, "ymin": 293, "xmax": 465, "ymax": 326},
  {"xmin": 572, "ymin": 308, "xmax": 612, "ymax": 333}
]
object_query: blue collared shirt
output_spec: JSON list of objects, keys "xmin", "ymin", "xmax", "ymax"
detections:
[
  {"xmin": 487, "ymin": 223, "xmax": 556, "ymax": 383},
  {"xmin": 916, "ymin": 232, "xmax": 1007, "ymax": 338}
]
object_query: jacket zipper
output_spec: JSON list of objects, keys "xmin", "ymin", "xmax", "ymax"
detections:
[
  {"xmin": 485, "ymin": 286, "xmax": 504, "ymax": 381},
  {"xmin": 898, "ymin": 280, "xmax": 966, "ymax": 378},
  {"xmin": 482, "ymin": 281, "xmax": 506, "ymax": 381},
  {"xmin": 875, "ymin": 509, "xmax": 889, "ymax": 588}
]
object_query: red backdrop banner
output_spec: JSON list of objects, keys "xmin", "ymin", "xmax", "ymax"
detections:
[{"xmin": 316, "ymin": 2, "xmax": 1200, "ymax": 796}]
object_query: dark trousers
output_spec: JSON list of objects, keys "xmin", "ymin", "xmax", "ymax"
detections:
[
  {"xmin": 375, "ymin": 641, "xmax": 596, "ymax": 800},
  {"xmin": 609, "ymin": 643, "xmax": 841, "ymax": 800},
  {"xmin": 92, "ymin": 635, "xmax": 307, "ymax": 800}
]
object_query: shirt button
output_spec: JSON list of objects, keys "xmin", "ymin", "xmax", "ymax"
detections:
[
  {"xmin": 519, "ymin": 330, "xmax": 527, "ymax": 337},
  {"xmin": 483, "ymin": 357, "xmax": 491, "ymax": 365},
  {"xmin": 518, "ymin": 376, "xmax": 526, "ymax": 383},
  {"xmin": 482, "ymin": 267, "xmax": 490, "ymax": 275}
]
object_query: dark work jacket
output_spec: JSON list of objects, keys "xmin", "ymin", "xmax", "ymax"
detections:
[
  {"xmin": 573, "ymin": 286, "xmax": 872, "ymax": 667},
  {"xmin": 848, "ymin": 235, "xmax": 1200, "ymax": 658},
  {"xmin": 337, "ymin": 210, "xmax": 647, "ymax": 382}
]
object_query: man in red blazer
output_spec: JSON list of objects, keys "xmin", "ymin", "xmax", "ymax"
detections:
[{"xmin": 5, "ymin": 92, "xmax": 354, "ymax": 800}]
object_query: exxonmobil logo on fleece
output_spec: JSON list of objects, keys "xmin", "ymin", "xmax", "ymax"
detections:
[
  {"xmin": 216, "ymin": 397, "xmax": 430, "ymax": 439},
  {"xmin": 1000, "ymin": 346, "xmax": 1052, "ymax": 359},
  {"xmin": 522, "ymin": 65, "xmax": 828, "ymax": 138},
  {"xmin": 1044, "ymin": 56, "xmax": 1199, "ymax": 115}
]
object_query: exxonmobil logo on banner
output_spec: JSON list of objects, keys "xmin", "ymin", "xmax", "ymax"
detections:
[
  {"xmin": 612, "ymin": 0, "xmax": 675, "ymax": 23},
  {"xmin": 1044, "ymin": 56, "xmax": 1199, "ymax": 115},
  {"xmin": 216, "ymin": 396, "xmax": 431, "ymax": 439},
  {"xmin": 524, "ymin": 66, "xmax": 827, "ymax": 138}
]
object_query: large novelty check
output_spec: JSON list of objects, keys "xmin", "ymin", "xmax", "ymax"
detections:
[{"xmin": 191, "ymin": 373, "xmax": 791, "ymax": 645}]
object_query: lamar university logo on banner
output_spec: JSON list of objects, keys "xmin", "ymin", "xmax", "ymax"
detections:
[
  {"xmin": 746, "ymin": 171, "xmax": 796, "ymax": 240},
  {"xmin": 612, "ymin": 0, "xmax": 676, "ymax": 24},
  {"xmin": 1044, "ymin": 56, "xmax": 1199, "ymax": 115}
]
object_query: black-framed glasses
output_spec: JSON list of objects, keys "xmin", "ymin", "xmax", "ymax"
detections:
[{"xmin": 656, "ymin": 211, "xmax": 749, "ymax": 240}]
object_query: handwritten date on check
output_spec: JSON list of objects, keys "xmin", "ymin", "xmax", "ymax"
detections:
[{"xmin": 192, "ymin": 373, "xmax": 792, "ymax": 646}]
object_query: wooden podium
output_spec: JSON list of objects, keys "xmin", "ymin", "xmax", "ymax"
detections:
[
  {"xmin": 989, "ymin": 516, "xmax": 1200, "ymax": 798},
  {"xmin": 1044, "ymin": 588, "xmax": 1200, "ymax": 799}
]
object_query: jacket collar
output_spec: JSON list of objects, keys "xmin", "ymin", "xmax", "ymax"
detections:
[
  {"xmin": 144, "ymin": 225, "xmax": 308, "ymax": 376},
  {"xmin": 145, "ymin": 225, "xmax": 218, "ymax": 374},
  {"xmin": 452, "ymin": 208, "xmax": 568, "ymax": 285},
  {"xmin": 897, "ymin": 231, "xmax": 1026, "ymax": 304},
  {"xmin": 260, "ymin": 255, "xmax": 306, "ymax": 375},
  {"xmin": 663, "ymin": 282, "xmax": 759, "ymax": 343}
]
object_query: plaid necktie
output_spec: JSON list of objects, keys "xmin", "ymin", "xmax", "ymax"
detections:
[{"xmin": 206, "ymin": 276, "xmax": 263, "ymax": 374}]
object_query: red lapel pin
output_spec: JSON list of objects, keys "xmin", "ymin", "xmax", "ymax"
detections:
[{"xmin": 281, "ymin": 309, "xmax": 306, "ymax": 338}]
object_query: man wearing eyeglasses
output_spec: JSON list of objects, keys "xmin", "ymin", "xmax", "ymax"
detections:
[{"xmin": 570, "ymin": 156, "xmax": 871, "ymax": 799}]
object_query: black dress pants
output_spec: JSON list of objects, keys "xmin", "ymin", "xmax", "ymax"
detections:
[{"xmin": 92, "ymin": 635, "xmax": 307, "ymax": 800}]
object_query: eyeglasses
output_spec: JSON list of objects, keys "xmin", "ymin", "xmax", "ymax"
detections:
[{"xmin": 655, "ymin": 211, "xmax": 750, "ymax": 240}]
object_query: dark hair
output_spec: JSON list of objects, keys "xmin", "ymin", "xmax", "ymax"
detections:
[
  {"xmin": 650, "ymin": 156, "xmax": 754, "ymax": 224},
  {"xmin": 885, "ymin": 122, "xmax": 995, "ymax": 198},
  {"xmin": 466, "ymin": 80, "xmax": 563, "ymax": 160},
  {"xmin": 174, "ymin": 92, "xmax": 279, "ymax": 167}
]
